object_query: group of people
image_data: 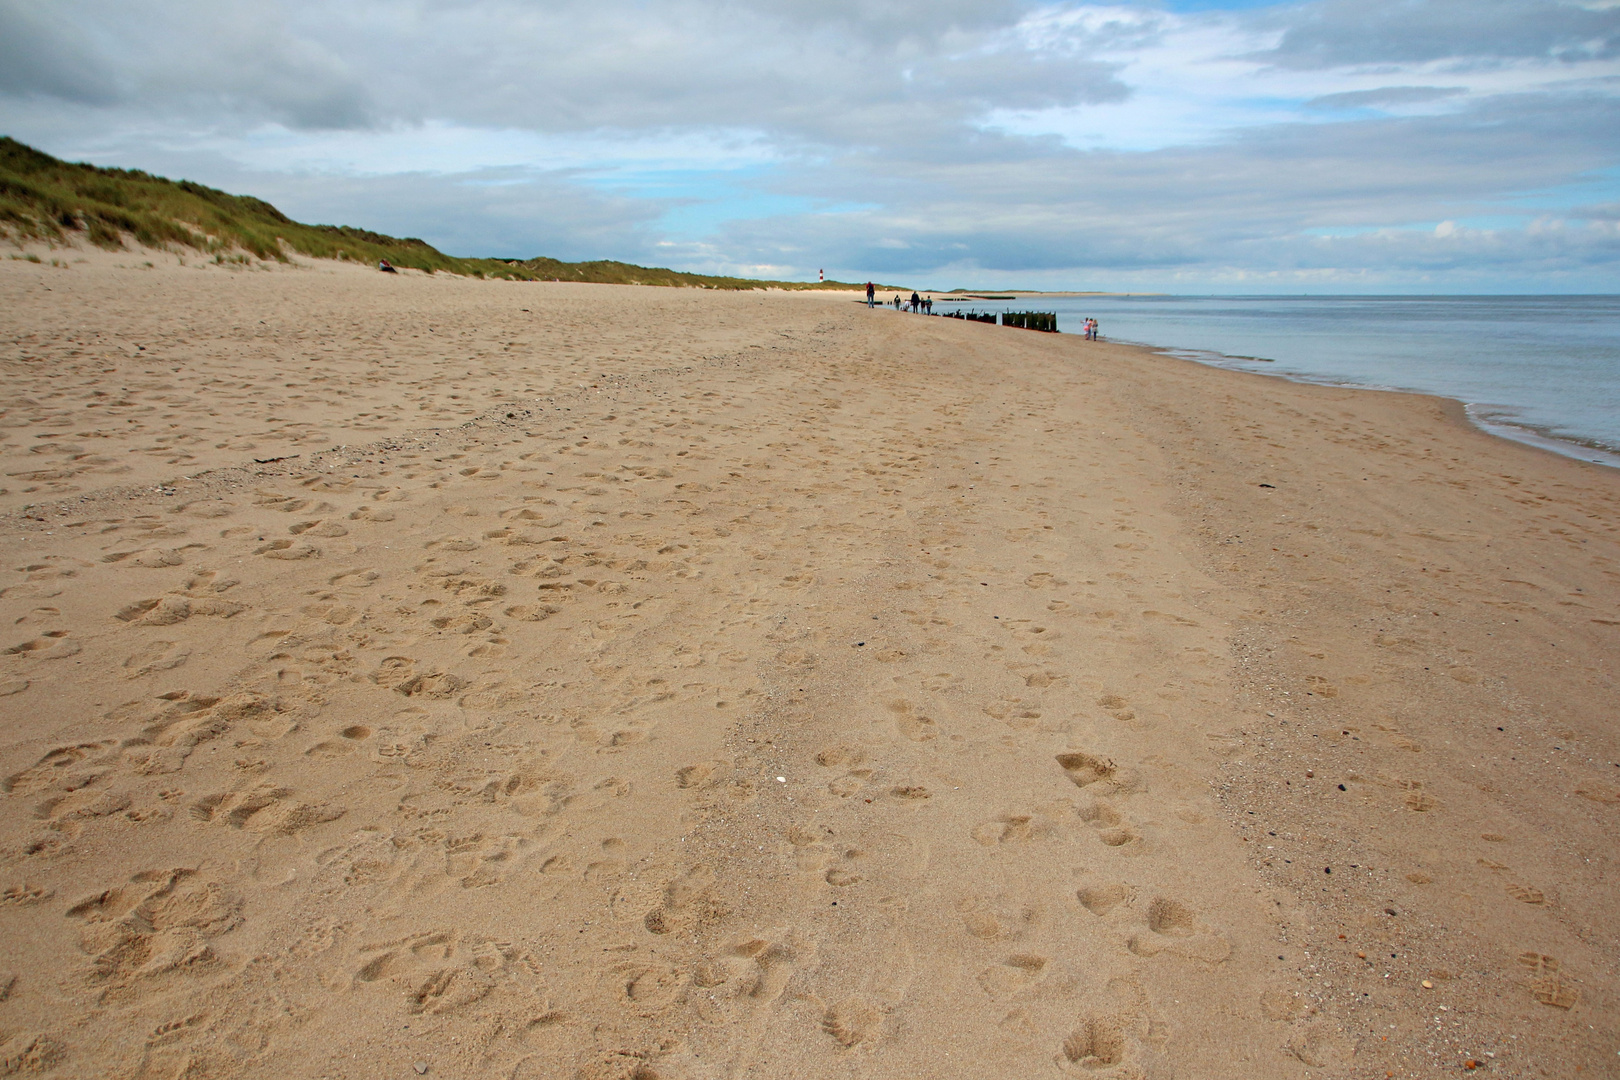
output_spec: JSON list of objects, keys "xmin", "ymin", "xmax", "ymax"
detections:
[
  {"xmin": 865, "ymin": 282, "xmax": 932, "ymax": 314},
  {"xmin": 862, "ymin": 280, "xmax": 1095, "ymax": 338}
]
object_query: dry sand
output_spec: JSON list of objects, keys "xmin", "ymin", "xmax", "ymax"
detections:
[{"xmin": 0, "ymin": 251, "xmax": 1616, "ymax": 1079}]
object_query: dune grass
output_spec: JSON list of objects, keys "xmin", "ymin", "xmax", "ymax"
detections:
[
  {"xmin": 0, "ymin": 136, "xmax": 892, "ymax": 290},
  {"xmin": 0, "ymin": 136, "xmax": 486, "ymax": 274}
]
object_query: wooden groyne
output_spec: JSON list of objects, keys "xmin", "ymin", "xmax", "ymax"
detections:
[
  {"xmin": 1001, "ymin": 311, "xmax": 1058, "ymax": 332},
  {"xmin": 926, "ymin": 309, "xmax": 1059, "ymax": 331}
]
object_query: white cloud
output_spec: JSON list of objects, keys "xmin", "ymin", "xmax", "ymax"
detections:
[{"xmin": 1, "ymin": 0, "xmax": 1618, "ymax": 289}]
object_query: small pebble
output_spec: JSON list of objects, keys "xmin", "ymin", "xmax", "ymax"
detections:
[
  {"xmin": 414, "ymin": 1063, "xmax": 429, "ymax": 1075},
  {"xmin": 776, "ymin": 776, "xmax": 786, "ymax": 783},
  {"xmin": 1421, "ymin": 980, "xmax": 1434, "ymax": 989}
]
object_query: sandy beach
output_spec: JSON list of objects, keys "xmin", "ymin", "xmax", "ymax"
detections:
[{"xmin": 1, "ymin": 252, "xmax": 1616, "ymax": 1079}]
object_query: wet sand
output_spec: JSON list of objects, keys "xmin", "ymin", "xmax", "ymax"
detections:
[{"xmin": 1, "ymin": 251, "xmax": 1616, "ymax": 1078}]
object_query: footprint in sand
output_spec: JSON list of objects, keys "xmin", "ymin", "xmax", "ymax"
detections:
[
  {"xmin": 354, "ymin": 930, "xmax": 540, "ymax": 1017},
  {"xmin": 101, "ymin": 547, "xmax": 188, "ymax": 568},
  {"xmin": 189, "ymin": 783, "xmax": 344, "ymax": 835},
  {"xmin": 254, "ymin": 539, "xmax": 320, "ymax": 560},
  {"xmin": 821, "ymin": 997, "xmax": 884, "ymax": 1047},
  {"xmin": 813, "ymin": 745, "xmax": 866, "ymax": 768},
  {"xmin": 972, "ymin": 813, "xmax": 1053, "ymax": 846},
  {"xmin": 115, "ymin": 595, "xmax": 244, "ymax": 626},
  {"xmin": 1056, "ymin": 751, "xmax": 1141, "ymax": 796},
  {"xmin": 145, "ymin": 1012, "xmax": 208, "ymax": 1048},
  {"xmin": 1143, "ymin": 897, "xmax": 1197, "ymax": 936},
  {"xmin": 391, "ymin": 670, "xmax": 467, "ymax": 699},
  {"xmin": 643, "ymin": 864, "xmax": 718, "ymax": 936},
  {"xmin": 503, "ymin": 603, "xmax": 560, "ymax": 622},
  {"xmin": 826, "ymin": 770, "xmax": 873, "ymax": 798},
  {"xmin": 1505, "ymin": 881, "xmax": 1547, "ymax": 905},
  {"xmin": 618, "ymin": 962, "xmax": 686, "ymax": 1014},
  {"xmin": 184, "ymin": 570, "xmax": 238, "ymax": 594},
  {"xmin": 0, "ymin": 1033, "xmax": 64, "ymax": 1073},
  {"xmin": 64, "ymin": 868, "xmax": 241, "ymax": 988},
  {"xmin": 984, "ymin": 698, "xmax": 1043, "ymax": 730},
  {"xmin": 1096, "ymin": 694, "xmax": 1135, "ymax": 723},
  {"xmin": 122, "ymin": 641, "xmax": 190, "ymax": 678},
  {"xmin": 823, "ymin": 847, "xmax": 864, "ymax": 887},
  {"xmin": 1077, "ymin": 800, "xmax": 1139, "ymax": 849},
  {"xmin": 3, "ymin": 741, "xmax": 118, "ymax": 796},
  {"xmin": 1125, "ymin": 896, "xmax": 1230, "ymax": 964},
  {"xmin": 252, "ymin": 491, "xmax": 312, "ymax": 514},
  {"xmin": 429, "ymin": 612, "xmax": 492, "ymax": 634},
  {"xmin": 327, "ymin": 568, "xmax": 380, "ymax": 591},
  {"xmin": 958, "ymin": 895, "xmax": 1041, "ymax": 941},
  {"xmin": 977, "ymin": 953, "xmax": 1049, "ymax": 999},
  {"xmin": 897, "ymin": 715, "xmax": 939, "ymax": 742},
  {"xmin": 299, "ymin": 601, "xmax": 359, "ymax": 626},
  {"xmin": 3, "ymin": 631, "xmax": 81, "ymax": 660},
  {"xmin": 303, "ymin": 722, "xmax": 371, "ymax": 761},
  {"xmin": 1054, "ymin": 979, "xmax": 1165, "ymax": 1075},
  {"xmin": 11, "ymin": 607, "xmax": 59, "ymax": 627},
  {"xmin": 1518, "ymin": 952, "xmax": 1578, "ymax": 1009},
  {"xmin": 440, "ymin": 832, "xmax": 535, "ymax": 889},
  {"xmin": 177, "ymin": 499, "xmax": 237, "ymax": 519},
  {"xmin": 288, "ymin": 520, "xmax": 348, "ymax": 537},
  {"xmin": 1056, "ymin": 751, "xmax": 1115, "ymax": 788},
  {"xmin": 675, "ymin": 761, "xmax": 726, "ymax": 789},
  {"xmin": 34, "ymin": 788, "xmax": 132, "ymax": 823},
  {"xmin": 1286, "ymin": 1020, "xmax": 1358, "ymax": 1069},
  {"xmin": 691, "ymin": 927, "xmax": 815, "ymax": 1021},
  {"xmin": 1059, "ymin": 1016, "xmax": 1126, "ymax": 1071},
  {"xmin": 1076, "ymin": 883, "xmax": 1134, "ymax": 916}
]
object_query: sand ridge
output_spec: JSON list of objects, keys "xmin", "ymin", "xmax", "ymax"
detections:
[{"xmin": 0, "ymin": 255, "xmax": 1615, "ymax": 1078}]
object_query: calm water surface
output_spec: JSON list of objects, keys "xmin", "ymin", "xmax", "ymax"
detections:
[{"xmin": 953, "ymin": 295, "xmax": 1620, "ymax": 465}]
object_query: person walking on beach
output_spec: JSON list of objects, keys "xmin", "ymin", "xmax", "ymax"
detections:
[
  {"xmin": 910, "ymin": 291, "xmax": 921, "ymax": 313},
  {"xmin": 866, "ymin": 281, "xmax": 875, "ymax": 308},
  {"xmin": 923, "ymin": 295, "xmax": 933, "ymax": 315}
]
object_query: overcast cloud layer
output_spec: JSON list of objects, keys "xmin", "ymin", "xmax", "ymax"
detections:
[{"xmin": 3, "ymin": 0, "xmax": 1618, "ymax": 291}]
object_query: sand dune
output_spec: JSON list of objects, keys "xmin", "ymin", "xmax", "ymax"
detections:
[{"xmin": 0, "ymin": 252, "xmax": 1615, "ymax": 1078}]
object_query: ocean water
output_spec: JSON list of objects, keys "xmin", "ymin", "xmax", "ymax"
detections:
[{"xmin": 952, "ymin": 295, "xmax": 1620, "ymax": 466}]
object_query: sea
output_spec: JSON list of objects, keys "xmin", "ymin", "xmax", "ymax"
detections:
[{"xmin": 947, "ymin": 295, "xmax": 1620, "ymax": 467}]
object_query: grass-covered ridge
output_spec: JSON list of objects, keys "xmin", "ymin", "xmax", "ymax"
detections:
[{"xmin": 0, "ymin": 136, "xmax": 885, "ymax": 289}]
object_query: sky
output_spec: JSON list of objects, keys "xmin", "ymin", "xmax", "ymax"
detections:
[{"xmin": 2, "ymin": 0, "xmax": 1619, "ymax": 292}]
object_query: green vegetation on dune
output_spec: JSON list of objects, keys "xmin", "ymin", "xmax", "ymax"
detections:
[
  {"xmin": 0, "ymin": 136, "xmax": 893, "ymax": 290},
  {"xmin": 0, "ymin": 136, "xmax": 482, "ymax": 274}
]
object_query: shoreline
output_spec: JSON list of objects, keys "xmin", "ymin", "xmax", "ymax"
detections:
[
  {"xmin": 866, "ymin": 285, "xmax": 1620, "ymax": 470},
  {"xmin": 1, "ymin": 257, "xmax": 1616, "ymax": 1078},
  {"xmin": 1068, "ymin": 328, "xmax": 1620, "ymax": 470}
]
